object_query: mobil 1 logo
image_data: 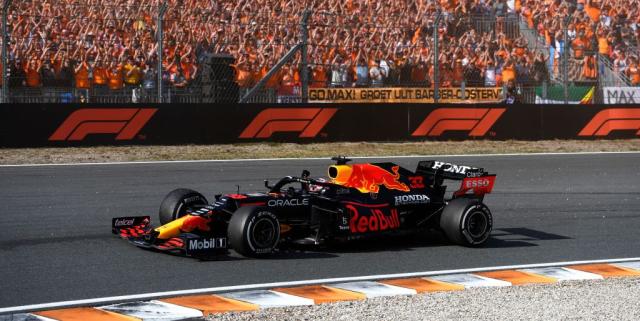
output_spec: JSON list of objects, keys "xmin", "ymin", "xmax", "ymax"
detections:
[{"xmin": 185, "ymin": 237, "xmax": 228, "ymax": 255}]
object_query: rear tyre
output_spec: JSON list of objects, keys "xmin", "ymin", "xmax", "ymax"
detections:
[
  {"xmin": 440, "ymin": 198, "xmax": 492, "ymax": 247},
  {"xmin": 159, "ymin": 188, "xmax": 208, "ymax": 225},
  {"xmin": 228, "ymin": 206, "xmax": 280, "ymax": 258}
]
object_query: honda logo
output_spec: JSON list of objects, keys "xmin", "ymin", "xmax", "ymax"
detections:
[
  {"xmin": 50, "ymin": 108, "xmax": 157, "ymax": 141},
  {"xmin": 412, "ymin": 108, "xmax": 505, "ymax": 137},
  {"xmin": 240, "ymin": 108, "xmax": 337, "ymax": 138}
]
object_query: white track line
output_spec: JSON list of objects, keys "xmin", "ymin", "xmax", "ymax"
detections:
[
  {"xmin": 1, "ymin": 257, "xmax": 639, "ymax": 314},
  {"xmin": 1, "ymin": 151, "xmax": 639, "ymax": 168}
]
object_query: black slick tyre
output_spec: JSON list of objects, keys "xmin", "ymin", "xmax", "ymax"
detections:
[
  {"xmin": 440, "ymin": 198, "xmax": 492, "ymax": 247},
  {"xmin": 228, "ymin": 206, "xmax": 280, "ymax": 258},
  {"xmin": 158, "ymin": 188, "xmax": 208, "ymax": 225}
]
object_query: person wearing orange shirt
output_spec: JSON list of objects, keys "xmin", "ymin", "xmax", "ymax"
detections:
[
  {"xmin": 180, "ymin": 56, "xmax": 197, "ymax": 82},
  {"xmin": 582, "ymin": 55, "xmax": 597, "ymax": 80},
  {"xmin": 597, "ymin": 30, "xmax": 609, "ymax": 57},
  {"xmin": 107, "ymin": 60, "xmax": 124, "ymax": 91},
  {"xmin": 92, "ymin": 57, "xmax": 109, "ymax": 88},
  {"xmin": 626, "ymin": 57, "xmax": 640, "ymax": 86},
  {"xmin": 234, "ymin": 54, "xmax": 253, "ymax": 88},
  {"xmin": 501, "ymin": 59, "xmax": 516, "ymax": 85},
  {"xmin": 24, "ymin": 58, "xmax": 42, "ymax": 88},
  {"xmin": 310, "ymin": 63, "xmax": 327, "ymax": 88},
  {"xmin": 74, "ymin": 60, "xmax": 91, "ymax": 90},
  {"xmin": 74, "ymin": 58, "xmax": 91, "ymax": 102},
  {"xmin": 572, "ymin": 30, "xmax": 589, "ymax": 60}
]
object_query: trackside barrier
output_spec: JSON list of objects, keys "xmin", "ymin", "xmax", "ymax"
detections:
[{"xmin": 0, "ymin": 104, "xmax": 639, "ymax": 147}]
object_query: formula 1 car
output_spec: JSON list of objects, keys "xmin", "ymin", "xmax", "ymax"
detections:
[{"xmin": 112, "ymin": 157, "xmax": 496, "ymax": 258}]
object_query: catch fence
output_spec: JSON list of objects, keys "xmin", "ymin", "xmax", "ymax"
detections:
[{"xmin": 0, "ymin": 1, "xmax": 637, "ymax": 104}]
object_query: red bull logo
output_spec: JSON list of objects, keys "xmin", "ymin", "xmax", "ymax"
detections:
[
  {"xmin": 329, "ymin": 164, "xmax": 410, "ymax": 193},
  {"xmin": 347, "ymin": 204, "xmax": 400, "ymax": 233}
]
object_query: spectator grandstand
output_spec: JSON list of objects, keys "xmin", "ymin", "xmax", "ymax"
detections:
[{"xmin": 0, "ymin": 0, "xmax": 637, "ymax": 103}]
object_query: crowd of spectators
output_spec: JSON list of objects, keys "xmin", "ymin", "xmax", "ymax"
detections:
[
  {"xmin": 520, "ymin": 0, "xmax": 640, "ymax": 84},
  {"xmin": 2, "ymin": 0, "xmax": 639, "ymax": 102}
]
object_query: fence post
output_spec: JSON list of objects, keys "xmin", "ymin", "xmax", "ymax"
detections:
[
  {"xmin": 2, "ymin": 0, "xmax": 11, "ymax": 103},
  {"xmin": 433, "ymin": 11, "xmax": 441, "ymax": 104},
  {"xmin": 157, "ymin": 1, "xmax": 167, "ymax": 103},
  {"xmin": 300, "ymin": 9, "xmax": 311, "ymax": 103},
  {"xmin": 562, "ymin": 15, "xmax": 571, "ymax": 105}
]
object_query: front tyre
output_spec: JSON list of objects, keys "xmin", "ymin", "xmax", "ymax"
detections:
[
  {"xmin": 228, "ymin": 207, "xmax": 280, "ymax": 258},
  {"xmin": 440, "ymin": 198, "xmax": 492, "ymax": 247},
  {"xmin": 158, "ymin": 188, "xmax": 208, "ymax": 225}
]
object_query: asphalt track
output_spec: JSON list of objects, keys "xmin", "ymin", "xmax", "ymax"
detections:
[{"xmin": 1, "ymin": 153, "xmax": 639, "ymax": 309}]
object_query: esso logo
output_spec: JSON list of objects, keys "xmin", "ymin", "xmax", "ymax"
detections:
[{"xmin": 465, "ymin": 178, "xmax": 490, "ymax": 188}]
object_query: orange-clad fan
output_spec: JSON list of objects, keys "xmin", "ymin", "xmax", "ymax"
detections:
[
  {"xmin": 627, "ymin": 58, "xmax": 640, "ymax": 85},
  {"xmin": 24, "ymin": 59, "xmax": 42, "ymax": 88},
  {"xmin": 74, "ymin": 61, "xmax": 91, "ymax": 89},
  {"xmin": 92, "ymin": 60, "xmax": 109, "ymax": 88},
  {"xmin": 107, "ymin": 62, "xmax": 124, "ymax": 90}
]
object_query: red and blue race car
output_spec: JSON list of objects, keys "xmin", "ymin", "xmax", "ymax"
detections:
[{"xmin": 112, "ymin": 157, "xmax": 496, "ymax": 258}]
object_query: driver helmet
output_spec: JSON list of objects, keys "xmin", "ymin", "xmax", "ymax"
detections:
[{"xmin": 309, "ymin": 178, "xmax": 327, "ymax": 193}]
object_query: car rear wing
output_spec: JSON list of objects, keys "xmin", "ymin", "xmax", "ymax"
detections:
[
  {"xmin": 415, "ymin": 160, "xmax": 496, "ymax": 196},
  {"xmin": 415, "ymin": 160, "xmax": 488, "ymax": 180}
]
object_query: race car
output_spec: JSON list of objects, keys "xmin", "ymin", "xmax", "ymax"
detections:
[{"xmin": 112, "ymin": 157, "xmax": 496, "ymax": 258}]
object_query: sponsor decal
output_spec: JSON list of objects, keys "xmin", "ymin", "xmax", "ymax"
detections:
[
  {"xmin": 336, "ymin": 188, "xmax": 351, "ymax": 195},
  {"xmin": 49, "ymin": 108, "xmax": 157, "ymax": 141},
  {"xmin": 454, "ymin": 176, "xmax": 496, "ymax": 196},
  {"xmin": 187, "ymin": 238, "xmax": 227, "ymax": 250},
  {"xmin": 308, "ymin": 87, "xmax": 503, "ymax": 103},
  {"xmin": 347, "ymin": 204, "xmax": 400, "ymax": 233},
  {"xmin": 408, "ymin": 176, "xmax": 425, "ymax": 189},
  {"xmin": 602, "ymin": 87, "xmax": 640, "ymax": 104},
  {"xmin": 239, "ymin": 108, "xmax": 337, "ymax": 138},
  {"xmin": 114, "ymin": 218, "xmax": 135, "ymax": 227},
  {"xmin": 411, "ymin": 108, "xmax": 505, "ymax": 137},
  {"xmin": 394, "ymin": 194, "xmax": 430, "ymax": 206},
  {"xmin": 267, "ymin": 198, "xmax": 309, "ymax": 207},
  {"xmin": 578, "ymin": 108, "xmax": 640, "ymax": 137},
  {"xmin": 331, "ymin": 164, "xmax": 410, "ymax": 193},
  {"xmin": 465, "ymin": 170, "xmax": 485, "ymax": 178},
  {"xmin": 339, "ymin": 215, "xmax": 350, "ymax": 231},
  {"xmin": 431, "ymin": 161, "xmax": 474, "ymax": 174},
  {"xmin": 183, "ymin": 196, "xmax": 204, "ymax": 203},
  {"xmin": 464, "ymin": 178, "xmax": 491, "ymax": 188}
]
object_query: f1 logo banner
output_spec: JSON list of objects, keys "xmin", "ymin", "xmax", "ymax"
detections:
[
  {"xmin": 3, "ymin": 104, "xmax": 640, "ymax": 148},
  {"xmin": 579, "ymin": 108, "xmax": 640, "ymax": 136},
  {"xmin": 240, "ymin": 108, "xmax": 337, "ymax": 138},
  {"xmin": 49, "ymin": 108, "xmax": 157, "ymax": 141},
  {"xmin": 411, "ymin": 108, "xmax": 506, "ymax": 137}
]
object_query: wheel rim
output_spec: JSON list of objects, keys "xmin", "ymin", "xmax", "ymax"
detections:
[
  {"xmin": 467, "ymin": 211, "xmax": 488, "ymax": 238},
  {"xmin": 252, "ymin": 218, "xmax": 276, "ymax": 248}
]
